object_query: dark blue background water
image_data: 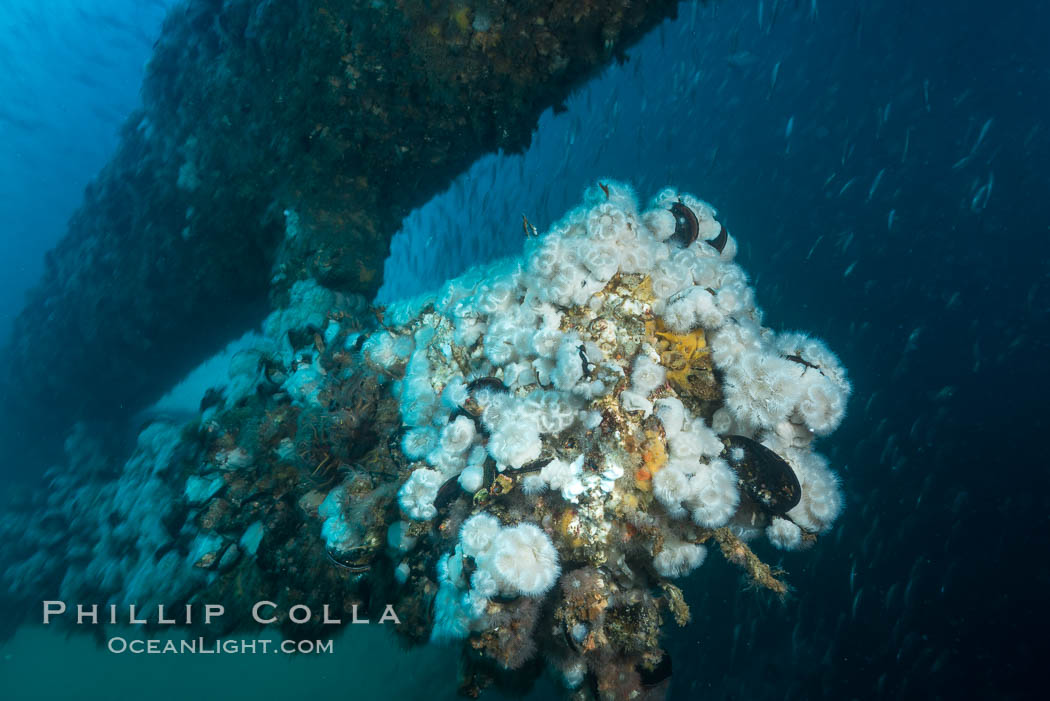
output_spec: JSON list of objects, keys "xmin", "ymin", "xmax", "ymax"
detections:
[
  {"xmin": 2, "ymin": 0, "xmax": 1047, "ymax": 698},
  {"xmin": 383, "ymin": 4, "xmax": 1050, "ymax": 693}
]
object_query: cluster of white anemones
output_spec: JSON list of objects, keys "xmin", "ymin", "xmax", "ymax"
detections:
[
  {"xmin": 355, "ymin": 181, "xmax": 848, "ymax": 615},
  {"xmin": 650, "ymin": 393, "xmax": 742, "ymax": 529},
  {"xmin": 431, "ymin": 514, "xmax": 560, "ymax": 641}
]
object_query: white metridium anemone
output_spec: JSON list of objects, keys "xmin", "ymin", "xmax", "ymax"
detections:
[
  {"xmin": 586, "ymin": 202, "xmax": 629, "ymax": 241},
  {"xmin": 652, "ymin": 190, "xmax": 721, "ymax": 238},
  {"xmin": 540, "ymin": 455, "xmax": 584, "ymax": 499},
  {"xmin": 722, "ymin": 351, "xmax": 802, "ymax": 429},
  {"xmin": 648, "ymin": 187, "xmax": 680, "ymax": 209},
  {"xmin": 427, "ymin": 446, "xmax": 466, "ymax": 476},
  {"xmin": 571, "ymin": 274, "xmax": 606, "ymax": 307},
  {"xmin": 558, "ymin": 659, "xmax": 588, "ymax": 690},
  {"xmin": 619, "ymin": 390, "xmax": 653, "ymax": 417},
  {"xmin": 709, "ymin": 319, "xmax": 764, "ymax": 371},
  {"xmin": 398, "ymin": 468, "xmax": 444, "ymax": 521},
  {"xmin": 619, "ymin": 239, "xmax": 659, "ymax": 274},
  {"xmin": 443, "ymin": 546, "xmax": 466, "ymax": 587},
  {"xmin": 436, "ymin": 278, "xmax": 472, "ymax": 313},
  {"xmin": 652, "ymin": 466, "xmax": 691, "ymax": 518},
  {"xmin": 478, "ymin": 392, "xmax": 513, "ymax": 432},
  {"xmin": 383, "ymin": 294, "xmax": 431, "ymax": 327},
  {"xmin": 392, "ymin": 333, "xmax": 416, "ymax": 360},
  {"xmin": 573, "ymin": 378, "xmax": 607, "ymax": 400},
  {"xmin": 551, "ymin": 336, "xmax": 585, "ymax": 391},
  {"xmin": 401, "ymin": 370, "xmax": 434, "ymax": 398},
  {"xmin": 729, "ymin": 445, "xmax": 746, "ymax": 464},
  {"xmin": 578, "ymin": 240, "xmax": 621, "ymax": 281},
  {"xmin": 318, "ymin": 487, "xmax": 354, "ymax": 553},
  {"xmin": 458, "ymin": 464, "xmax": 484, "ymax": 493},
  {"xmin": 715, "ymin": 280, "xmax": 754, "ymax": 318},
  {"xmin": 453, "ymin": 315, "xmax": 486, "ymax": 347},
  {"xmin": 689, "ymin": 198, "xmax": 720, "ymax": 238},
  {"xmin": 441, "ymin": 376, "xmax": 469, "ymax": 409},
  {"xmin": 544, "ymin": 264, "xmax": 588, "ymax": 307},
  {"xmin": 487, "ymin": 421, "xmax": 541, "ymax": 468},
  {"xmin": 283, "ymin": 361, "xmax": 324, "ymax": 407},
  {"xmin": 363, "ymin": 331, "xmax": 399, "ymax": 369},
  {"xmin": 440, "ymin": 415, "xmax": 477, "ymax": 454},
  {"xmin": 583, "ymin": 410, "xmax": 602, "ymax": 429},
  {"xmin": 522, "ymin": 391, "xmax": 574, "ymax": 434},
  {"xmin": 631, "ymin": 354, "xmax": 666, "ymax": 395},
  {"xmin": 775, "ymin": 332, "xmax": 851, "ymax": 392},
  {"xmin": 486, "ymin": 523, "xmax": 560, "ymax": 597},
  {"xmin": 402, "ymin": 427, "xmax": 439, "ymax": 460},
  {"xmin": 467, "ymin": 444, "xmax": 487, "ymax": 466},
  {"xmin": 687, "ymin": 460, "xmax": 740, "ymax": 528},
  {"xmin": 475, "ymin": 279, "xmax": 517, "ymax": 314},
  {"xmin": 460, "ymin": 590, "xmax": 489, "ymax": 620},
  {"xmin": 504, "ymin": 361, "xmax": 537, "ymax": 389},
  {"xmin": 459, "ymin": 513, "xmax": 502, "ymax": 559},
  {"xmin": 654, "ymin": 397, "xmax": 686, "ymax": 439},
  {"xmin": 406, "ymin": 349, "xmax": 433, "ymax": 379},
  {"xmin": 386, "ymin": 520, "xmax": 419, "ymax": 553},
  {"xmin": 713, "ymin": 263, "xmax": 747, "ymax": 291},
  {"xmin": 527, "ymin": 235, "xmax": 567, "ymax": 279},
  {"xmin": 520, "ymin": 473, "xmax": 547, "ymax": 495},
  {"xmin": 483, "ymin": 321, "xmax": 519, "ymax": 366},
  {"xmin": 519, "ymin": 287, "xmax": 546, "ymax": 316},
  {"xmin": 796, "ymin": 375, "xmax": 848, "ymax": 435},
  {"xmin": 470, "ymin": 569, "xmax": 500, "ymax": 598},
  {"xmin": 642, "ymin": 207, "xmax": 675, "ymax": 242},
  {"xmin": 668, "ymin": 419, "xmax": 724, "ymax": 461},
  {"xmin": 431, "ymin": 581, "xmax": 471, "ymax": 642},
  {"xmin": 786, "ymin": 452, "xmax": 844, "ymax": 533},
  {"xmin": 400, "ymin": 382, "xmax": 437, "ymax": 427},
  {"xmin": 650, "ymin": 260, "xmax": 693, "ymax": 300},
  {"xmin": 510, "ymin": 319, "xmax": 537, "ymax": 356},
  {"xmin": 666, "ymin": 457, "xmax": 702, "ymax": 476},
  {"xmin": 694, "ymin": 289, "xmax": 727, "ymax": 329},
  {"xmin": 215, "ymin": 446, "xmax": 253, "ymax": 470},
  {"xmin": 531, "ymin": 328, "xmax": 563, "ymax": 358},
  {"xmin": 666, "ymin": 284, "xmax": 724, "ymax": 331},
  {"xmin": 686, "ymin": 255, "xmax": 722, "ymax": 289},
  {"xmin": 537, "ymin": 304, "xmax": 563, "ymax": 331},
  {"xmin": 653, "ymin": 540, "xmax": 707, "ymax": 578},
  {"xmin": 710, "ymin": 407, "xmax": 734, "ymax": 434},
  {"xmin": 766, "ymin": 516, "xmax": 803, "ymax": 550},
  {"xmin": 661, "ymin": 296, "xmax": 697, "ymax": 333}
]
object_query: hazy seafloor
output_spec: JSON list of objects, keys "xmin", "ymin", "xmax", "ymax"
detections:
[{"xmin": 1, "ymin": 0, "xmax": 1048, "ymax": 699}]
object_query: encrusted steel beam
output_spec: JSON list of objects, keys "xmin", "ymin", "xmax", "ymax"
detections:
[{"xmin": 4, "ymin": 0, "xmax": 683, "ymax": 458}]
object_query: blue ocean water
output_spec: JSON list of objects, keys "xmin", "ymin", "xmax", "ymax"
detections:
[
  {"xmin": 1, "ymin": 0, "xmax": 1047, "ymax": 699},
  {"xmin": 0, "ymin": 0, "xmax": 173, "ymax": 346}
]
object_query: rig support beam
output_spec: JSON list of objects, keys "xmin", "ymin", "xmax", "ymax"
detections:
[{"xmin": 3, "ymin": 0, "xmax": 680, "ymax": 459}]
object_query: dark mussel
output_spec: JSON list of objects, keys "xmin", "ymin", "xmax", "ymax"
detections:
[
  {"xmin": 706, "ymin": 223, "xmax": 729, "ymax": 254},
  {"xmin": 466, "ymin": 376, "xmax": 508, "ymax": 395},
  {"xmin": 721, "ymin": 435, "xmax": 801, "ymax": 515},
  {"xmin": 326, "ymin": 545, "xmax": 375, "ymax": 574},
  {"xmin": 669, "ymin": 201, "xmax": 699, "ymax": 247},
  {"xmin": 669, "ymin": 201, "xmax": 729, "ymax": 254}
]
